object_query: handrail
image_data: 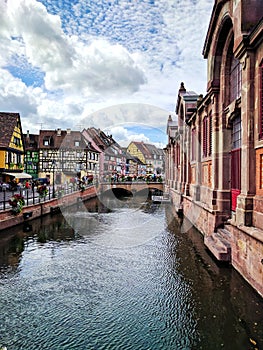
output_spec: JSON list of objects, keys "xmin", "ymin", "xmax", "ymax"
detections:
[{"xmin": 0, "ymin": 184, "xmax": 91, "ymax": 211}]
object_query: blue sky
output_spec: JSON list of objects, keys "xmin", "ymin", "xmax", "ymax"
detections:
[{"xmin": 0, "ymin": 0, "xmax": 214, "ymax": 147}]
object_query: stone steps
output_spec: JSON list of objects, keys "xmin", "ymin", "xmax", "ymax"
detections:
[{"xmin": 204, "ymin": 228, "xmax": 232, "ymax": 262}]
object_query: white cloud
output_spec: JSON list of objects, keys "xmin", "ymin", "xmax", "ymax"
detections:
[{"xmin": 0, "ymin": 0, "xmax": 214, "ymax": 142}]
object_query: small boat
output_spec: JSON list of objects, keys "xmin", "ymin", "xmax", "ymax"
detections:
[{"xmin": 152, "ymin": 194, "xmax": 170, "ymax": 203}]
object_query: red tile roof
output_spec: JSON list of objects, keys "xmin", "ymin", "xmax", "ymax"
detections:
[
  {"xmin": 38, "ymin": 129, "xmax": 86, "ymax": 149},
  {"xmin": 0, "ymin": 112, "xmax": 22, "ymax": 148}
]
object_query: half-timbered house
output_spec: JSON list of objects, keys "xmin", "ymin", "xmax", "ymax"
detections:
[{"xmin": 38, "ymin": 128, "xmax": 90, "ymax": 186}]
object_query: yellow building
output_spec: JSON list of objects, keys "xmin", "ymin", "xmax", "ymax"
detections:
[
  {"xmin": 0, "ymin": 112, "xmax": 30, "ymax": 184},
  {"xmin": 127, "ymin": 141, "xmax": 148, "ymax": 164},
  {"xmin": 127, "ymin": 141, "xmax": 164, "ymax": 175}
]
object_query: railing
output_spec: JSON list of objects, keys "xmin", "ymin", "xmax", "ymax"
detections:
[{"xmin": 0, "ymin": 184, "xmax": 92, "ymax": 211}]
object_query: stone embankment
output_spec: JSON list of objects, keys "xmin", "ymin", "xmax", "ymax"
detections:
[{"xmin": 0, "ymin": 186, "xmax": 97, "ymax": 232}]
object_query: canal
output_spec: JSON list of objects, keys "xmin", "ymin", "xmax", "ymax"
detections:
[{"xmin": 0, "ymin": 196, "xmax": 262, "ymax": 350}]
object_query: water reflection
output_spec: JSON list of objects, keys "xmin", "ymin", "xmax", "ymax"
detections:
[{"xmin": 0, "ymin": 197, "xmax": 262, "ymax": 350}]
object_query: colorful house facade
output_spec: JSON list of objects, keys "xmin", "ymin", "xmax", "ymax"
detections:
[
  {"xmin": 0, "ymin": 112, "xmax": 31, "ymax": 185},
  {"xmin": 127, "ymin": 141, "xmax": 165, "ymax": 175},
  {"xmin": 38, "ymin": 128, "xmax": 92, "ymax": 186},
  {"xmin": 83, "ymin": 127, "xmax": 125, "ymax": 181},
  {"xmin": 23, "ymin": 131, "xmax": 39, "ymax": 179}
]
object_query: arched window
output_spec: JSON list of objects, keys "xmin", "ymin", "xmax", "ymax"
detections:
[{"xmin": 230, "ymin": 56, "xmax": 242, "ymax": 102}]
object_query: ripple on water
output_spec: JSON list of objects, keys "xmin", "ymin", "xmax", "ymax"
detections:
[{"xmin": 0, "ymin": 203, "xmax": 262, "ymax": 350}]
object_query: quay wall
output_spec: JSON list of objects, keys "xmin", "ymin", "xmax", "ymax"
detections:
[
  {"xmin": 0, "ymin": 186, "xmax": 97, "ymax": 232},
  {"xmin": 230, "ymin": 224, "xmax": 263, "ymax": 298},
  {"xmin": 170, "ymin": 192, "xmax": 263, "ymax": 298}
]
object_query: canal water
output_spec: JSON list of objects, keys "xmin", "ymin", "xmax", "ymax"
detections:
[{"xmin": 0, "ymin": 196, "xmax": 262, "ymax": 350}]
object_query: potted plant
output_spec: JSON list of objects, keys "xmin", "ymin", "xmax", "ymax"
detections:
[
  {"xmin": 9, "ymin": 194, "xmax": 25, "ymax": 215},
  {"xmin": 37, "ymin": 184, "xmax": 48, "ymax": 197}
]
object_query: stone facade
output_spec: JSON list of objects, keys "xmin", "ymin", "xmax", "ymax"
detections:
[{"xmin": 165, "ymin": 0, "xmax": 263, "ymax": 297}]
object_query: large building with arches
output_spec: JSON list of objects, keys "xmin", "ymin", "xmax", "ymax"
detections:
[{"xmin": 165, "ymin": 0, "xmax": 263, "ymax": 297}]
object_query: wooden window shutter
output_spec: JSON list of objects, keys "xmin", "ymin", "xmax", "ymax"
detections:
[
  {"xmin": 203, "ymin": 116, "xmax": 208, "ymax": 157},
  {"xmin": 208, "ymin": 113, "xmax": 212, "ymax": 156},
  {"xmin": 260, "ymin": 64, "xmax": 263, "ymax": 140}
]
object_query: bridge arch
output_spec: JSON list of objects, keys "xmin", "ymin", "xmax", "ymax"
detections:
[{"xmin": 99, "ymin": 182, "xmax": 164, "ymax": 198}]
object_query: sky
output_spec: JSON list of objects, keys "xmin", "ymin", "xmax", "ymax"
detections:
[{"xmin": 0, "ymin": 0, "xmax": 214, "ymax": 147}]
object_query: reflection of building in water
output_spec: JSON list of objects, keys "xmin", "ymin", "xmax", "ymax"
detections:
[
  {"xmin": 0, "ymin": 214, "xmax": 77, "ymax": 275},
  {"xmin": 0, "ymin": 232, "xmax": 25, "ymax": 272}
]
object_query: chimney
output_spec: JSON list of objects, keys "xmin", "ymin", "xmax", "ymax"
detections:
[{"xmin": 179, "ymin": 82, "xmax": 186, "ymax": 94}]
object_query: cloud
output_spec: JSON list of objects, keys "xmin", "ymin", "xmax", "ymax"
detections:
[
  {"xmin": 0, "ymin": 0, "xmax": 214, "ymax": 142},
  {"xmin": 2, "ymin": 0, "xmax": 146, "ymax": 96},
  {"xmin": 83, "ymin": 103, "xmax": 170, "ymax": 148}
]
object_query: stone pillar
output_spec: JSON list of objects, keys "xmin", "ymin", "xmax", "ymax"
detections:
[
  {"xmin": 206, "ymin": 89, "xmax": 232, "ymax": 228},
  {"xmin": 194, "ymin": 113, "xmax": 201, "ymax": 201},
  {"xmin": 236, "ymin": 53, "xmax": 256, "ymax": 226}
]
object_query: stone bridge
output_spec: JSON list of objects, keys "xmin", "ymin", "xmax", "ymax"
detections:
[{"xmin": 99, "ymin": 181, "xmax": 164, "ymax": 195}]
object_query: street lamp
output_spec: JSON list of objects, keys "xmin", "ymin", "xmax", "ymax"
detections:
[{"xmin": 52, "ymin": 160, "xmax": 56, "ymax": 198}]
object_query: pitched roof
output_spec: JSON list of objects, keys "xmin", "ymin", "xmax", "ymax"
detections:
[
  {"xmin": 39, "ymin": 129, "xmax": 86, "ymax": 149},
  {"xmin": 131, "ymin": 141, "xmax": 152, "ymax": 159},
  {"xmin": 84, "ymin": 127, "xmax": 120, "ymax": 151},
  {"xmin": 0, "ymin": 112, "xmax": 22, "ymax": 148},
  {"xmin": 23, "ymin": 132, "xmax": 39, "ymax": 150}
]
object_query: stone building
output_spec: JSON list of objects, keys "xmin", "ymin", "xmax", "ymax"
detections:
[{"xmin": 165, "ymin": 0, "xmax": 263, "ymax": 297}]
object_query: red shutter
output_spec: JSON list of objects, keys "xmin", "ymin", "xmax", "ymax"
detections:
[
  {"xmin": 208, "ymin": 113, "xmax": 212, "ymax": 156},
  {"xmin": 260, "ymin": 64, "xmax": 263, "ymax": 139},
  {"xmin": 203, "ymin": 117, "xmax": 208, "ymax": 157},
  {"xmin": 177, "ymin": 144, "xmax": 180, "ymax": 166}
]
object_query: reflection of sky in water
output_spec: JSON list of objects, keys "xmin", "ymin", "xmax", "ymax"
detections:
[
  {"xmin": 65, "ymin": 203, "xmax": 164, "ymax": 248},
  {"xmin": 0, "ymin": 199, "xmax": 262, "ymax": 350}
]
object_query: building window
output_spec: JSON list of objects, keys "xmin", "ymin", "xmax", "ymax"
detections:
[
  {"xmin": 259, "ymin": 63, "xmax": 263, "ymax": 139},
  {"xmin": 75, "ymin": 141, "xmax": 80, "ymax": 147},
  {"xmin": 191, "ymin": 128, "xmax": 196, "ymax": 161},
  {"xmin": 44, "ymin": 140, "xmax": 49, "ymax": 146},
  {"xmin": 176, "ymin": 144, "xmax": 180, "ymax": 166},
  {"xmin": 232, "ymin": 116, "xmax": 242, "ymax": 150},
  {"xmin": 230, "ymin": 57, "xmax": 242, "ymax": 102},
  {"xmin": 13, "ymin": 136, "xmax": 20, "ymax": 146}
]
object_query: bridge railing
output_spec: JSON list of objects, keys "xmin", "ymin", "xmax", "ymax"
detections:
[{"xmin": 101, "ymin": 179, "xmax": 163, "ymax": 184}]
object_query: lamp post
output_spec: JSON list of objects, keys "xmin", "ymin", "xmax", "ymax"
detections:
[{"xmin": 52, "ymin": 160, "xmax": 56, "ymax": 198}]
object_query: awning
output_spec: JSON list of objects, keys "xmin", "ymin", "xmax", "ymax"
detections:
[{"xmin": 2, "ymin": 172, "xmax": 32, "ymax": 179}]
